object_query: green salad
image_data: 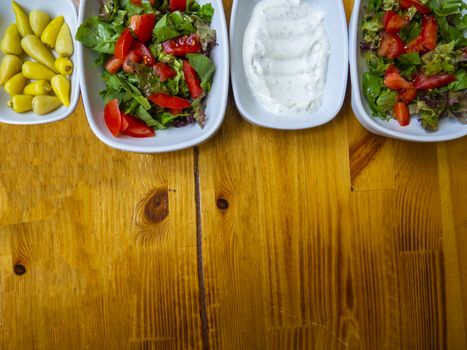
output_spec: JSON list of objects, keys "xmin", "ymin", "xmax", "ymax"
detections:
[
  {"xmin": 360, "ymin": 0, "xmax": 466, "ymax": 131},
  {"xmin": 76, "ymin": 0, "xmax": 216, "ymax": 138}
]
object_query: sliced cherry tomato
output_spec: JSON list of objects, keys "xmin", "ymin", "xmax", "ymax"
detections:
[
  {"xmin": 384, "ymin": 64, "xmax": 400, "ymax": 78},
  {"xmin": 123, "ymin": 50, "xmax": 143, "ymax": 74},
  {"xmin": 406, "ymin": 36, "xmax": 426, "ymax": 53},
  {"xmin": 399, "ymin": 0, "xmax": 431, "ymax": 15},
  {"xmin": 148, "ymin": 93, "xmax": 192, "ymax": 109},
  {"xmin": 384, "ymin": 72, "xmax": 413, "ymax": 90},
  {"xmin": 122, "ymin": 114, "xmax": 155, "ymax": 138},
  {"xmin": 399, "ymin": 88, "xmax": 417, "ymax": 104},
  {"xmin": 383, "ymin": 11, "xmax": 396, "ymax": 28},
  {"xmin": 413, "ymin": 73, "xmax": 456, "ymax": 90},
  {"xmin": 162, "ymin": 34, "xmax": 201, "ymax": 56},
  {"xmin": 378, "ymin": 32, "xmax": 405, "ymax": 59},
  {"xmin": 132, "ymin": 42, "xmax": 155, "ymax": 66},
  {"xmin": 169, "ymin": 0, "xmax": 186, "ymax": 11},
  {"xmin": 383, "ymin": 11, "xmax": 408, "ymax": 34},
  {"xmin": 104, "ymin": 99, "xmax": 122, "ymax": 136},
  {"xmin": 131, "ymin": 0, "xmax": 156, "ymax": 5},
  {"xmin": 129, "ymin": 14, "xmax": 156, "ymax": 43},
  {"xmin": 406, "ymin": 16, "xmax": 438, "ymax": 53},
  {"xmin": 183, "ymin": 60, "xmax": 203, "ymax": 99},
  {"xmin": 105, "ymin": 57, "xmax": 124, "ymax": 74},
  {"xmin": 121, "ymin": 114, "xmax": 130, "ymax": 132},
  {"xmin": 420, "ymin": 15, "xmax": 437, "ymax": 51},
  {"xmin": 393, "ymin": 102, "xmax": 411, "ymax": 126},
  {"xmin": 115, "ymin": 28, "xmax": 135, "ymax": 59},
  {"xmin": 153, "ymin": 62, "xmax": 177, "ymax": 82}
]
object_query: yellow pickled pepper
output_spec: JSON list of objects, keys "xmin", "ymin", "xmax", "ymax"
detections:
[
  {"xmin": 11, "ymin": 1, "xmax": 32, "ymax": 37},
  {"xmin": 21, "ymin": 35, "xmax": 58, "ymax": 73},
  {"xmin": 41, "ymin": 16, "xmax": 64, "ymax": 49},
  {"xmin": 32, "ymin": 95, "xmax": 62, "ymax": 115},
  {"xmin": 55, "ymin": 57, "xmax": 73, "ymax": 75},
  {"xmin": 0, "ymin": 54, "xmax": 22, "ymax": 86},
  {"xmin": 23, "ymin": 80, "xmax": 51, "ymax": 96},
  {"xmin": 51, "ymin": 75, "xmax": 70, "ymax": 107},
  {"xmin": 1, "ymin": 24, "xmax": 23, "ymax": 56},
  {"xmin": 29, "ymin": 10, "xmax": 50, "ymax": 37},
  {"xmin": 55, "ymin": 23, "xmax": 73, "ymax": 57},
  {"xmin": 22, "ymin": 61, "xmax": 56, "ymax": 80},
  {"xmin": 4, "ymin": 72, "xmax": 27, "ymax": 96},
  {"xmin": 8, "ymin": 95, "xmax": 33, "ymax": 113}
]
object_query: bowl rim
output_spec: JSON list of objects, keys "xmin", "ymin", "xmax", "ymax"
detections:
[
  {"xmin": 230, "ymin": 0, "xmax": 349, "ymax": 131},
  {"xmin": 349, "ymin": 0, "xmax": 467, "ymax": 143},
  {"xmin": 0, "ymin": 0, "xmax": 80, "ymax": 125},
  {"xmin": 77, "ymin": 0, "xmax": 229, "ymax": 153}
]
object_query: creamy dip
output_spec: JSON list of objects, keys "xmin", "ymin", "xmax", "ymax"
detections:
[{"xmin": 243, "ymin": 0, "xmax": 330, "ymax": 115}]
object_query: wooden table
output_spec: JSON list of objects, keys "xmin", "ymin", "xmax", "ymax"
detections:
[{"xmin": 1, "ymin": 1, "xmax": 466, "ymax": 349}]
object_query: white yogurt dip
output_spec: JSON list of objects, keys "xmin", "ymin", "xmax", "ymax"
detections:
[{"xmin": 243, "ymin": 0, "xmax": 331, "ymax": 115}]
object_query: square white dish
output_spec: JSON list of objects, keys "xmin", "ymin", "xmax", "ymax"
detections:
[
  {"xmin": 0, "ymin": 0, "xmax": 80, "ymax": 125},
  {"xmin": 77, "ymin": 0, "xmax": 229, "ymax": 153},
  {"xmin": 230, "ymin": 0, "xmax": 349, "ymax": 130},
  {"xmin": 349, "ymin": 0, "xmax": 467, "ymax": 142}
]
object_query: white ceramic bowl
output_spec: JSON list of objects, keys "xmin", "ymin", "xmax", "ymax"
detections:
[
  {"xmin": 0, "ymin": 0, "xmax": 80, "ymax": 125},
  {"xmin": 78, "ymin": 0, "xmax": 229, "ymax": 153},
  {"xmin": 349, "ymin": 0, "xmax": 467, "ymax": 142},
  {"xmin": 230, "ymin": 0, "xmax": 348, "ymax": 130}
]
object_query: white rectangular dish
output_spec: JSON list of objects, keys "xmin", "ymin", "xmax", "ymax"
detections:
[
  {"xmin": 230, "ymin": 0, "xmax": 348, "ymax": 130},
  {"xmin": 0, "ymin": 0, "xmax": 80, "ymax": 125},
  {"xmin": 77, "ymin": 0, "xmax": 229, "ymax": 153},
  {"xmin": 349, "ymin": 0, "xmax": 467, "ymax": 142}
]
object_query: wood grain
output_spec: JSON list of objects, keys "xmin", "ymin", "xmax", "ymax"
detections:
[
  {"xmin": 0, "ymin": 104, "xmax": 202, "ymax": 349},
  {"xmin": 0, "ymin": 0, "xmax": 466, "ymax": 349}
]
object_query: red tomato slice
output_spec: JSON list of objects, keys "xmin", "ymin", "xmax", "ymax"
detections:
[
  {"xmin": 384, "ymin": 72, "xmax": 413, "ymax": 90},
  {"xmin": 406, "ymin": 36, "xmax": 426, "ymax": 53},
  {"xmin": 153, "ymin": 62, "xmax": 177, "ymax": 82},
  {"xmin": 384, "ymin": 64, "xmax": 400, "ymax": 78},
  {"xmin": 420, "ymin": 15, "xmax": 437, "ymax": 51},
  {"xmin": 383, "ymin": 11, "xmax": 408, "ymax": 34},
  {"xmin": 393, "ymin": 102, "xmax": 411, "ymax": 126},
  {"xmin": 162, "ymin": 34, "xmax": 201, "ymax": 56},
  {"xmin": 399, "ymin": 88, "xmax": 417, "ymax": 104},
  {"xmin": 383, "ymin": 11, "xmax": 396, "ymax": 28},
  {"xmin": 129, "ymin": 14, "xmax": 156, "ymax": 43},
  {"xmin": 399, "ymin": 0, "xmax": 431, "ymax": 15},
  {"xmin": 131, "ymin": 0, "xmax": 155, "ymax": 5},
  {"xmin": 123, "ymin": 50, "xmax": 143, "ymax": 74},
  {"xmin": 120, "ymin": 114, "xmax": 129, "ymax": 132},
  {"xmin": 105, "ymin": 57, "xmax": 124, "ymax": 74},
  {"xmin": 183, "ymin": 60, "xmax": 203, "ymax": 99},
  {"xmin": 122, "ymin": 114, "xmax": 155, "ymax": 138},
  {"xmin": 132, "ymin": 42, "xmax": 155, "ymax": 66},
  {"xmin": 413, "ymin": 73, "xmax": 456, "ymax": 90},
  {"xmin": 148, "ymin": 93, "xmax": 192, "ymax": 109},
  {"xmin": 104, "ymin": 99, "xmax": 122, "ymax": 136},
  {"xmin": 378, "ymin": 32, "xmax": 405, "ymax": 59},
  {"xmin": 169, "ymin": 0, "xmax": 186, "ymax": 11},
  {"xmin": 115, "ymin": 28, "xmax": 135, "ymax": 59}
]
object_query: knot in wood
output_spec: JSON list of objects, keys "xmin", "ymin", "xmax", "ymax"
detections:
[
  {"xmin": 216, "ymin": 198, "xmax": 229, "ymax": 210},
  {"xmin": 14, "ymin": 264, "xmax": 26, "ymax": 276},
  {"xmin": 143, "ymin": 188, "xmax": 169, "ymax": 224}
]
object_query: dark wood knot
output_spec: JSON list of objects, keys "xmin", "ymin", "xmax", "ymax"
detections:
[
  {"xmin": 143, "ymin": 189, "xmax": 169, "ymax": 224},
  {"xmin": 216, "ymin": 198, "xmax": 229, "ymax": 210},
  {"xmin": 14, "ymin": 264, "xmax": 26, "ymax": 276}
]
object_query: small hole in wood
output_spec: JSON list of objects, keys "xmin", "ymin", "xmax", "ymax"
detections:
[
  {"xmin": 216, "ymin": 198, "xmax": 229, "ymax": 210},
  {"xmin": 14, "ymin": 264, "xmax": 26, "ymax": 276}
]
